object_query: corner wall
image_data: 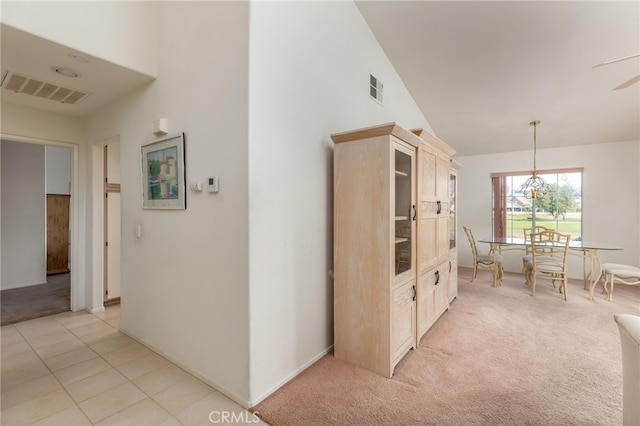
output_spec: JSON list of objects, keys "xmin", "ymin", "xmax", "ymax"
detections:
[
  {"xmin": 86, "ymin": 1, "xmax": 251, "ymax": 404},
  {"xmin": 247, "ymin": 1, "xmax": 430, "ymax": 404}
]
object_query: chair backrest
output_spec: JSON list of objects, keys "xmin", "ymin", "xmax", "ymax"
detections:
[
  {"xmin": 524, "ymin": 226, "xmax": 550, "ymax": 254},
  {"xmin": 463, "ymin": 226, "xmax": 478, "ymax": 261},
  {"xmin": 530, "ymin": 230, "xmax": 571, "ymax": 273}
]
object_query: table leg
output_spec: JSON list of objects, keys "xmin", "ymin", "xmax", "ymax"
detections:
[
  {"xmin": 587, "ymin": 249, "xmax": 603, "ymax": 301},
  {"xmin": 582, "ymin": 250, "xmax": 588, "ymax": 290}
]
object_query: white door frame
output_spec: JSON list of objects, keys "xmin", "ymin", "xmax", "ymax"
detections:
[
  {"xmin": 0, "ymin": 133, "xmax": 82, "ymax": 311},
  {"xmin": 91, "ymin": 136, "xmax": 120, "ymax": 312}
]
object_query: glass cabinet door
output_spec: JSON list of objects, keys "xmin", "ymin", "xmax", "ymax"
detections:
[
  {"xmin": 394, "ymin": 145, "xmax": 414, "ymax": 276},
  {"xmin": 449, "ymin": 173, "xmax": 456, "ymax": 249}
]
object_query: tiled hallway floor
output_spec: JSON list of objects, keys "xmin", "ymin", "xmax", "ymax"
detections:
[{"xmin": 1, "ymin": 305, "xmax": 265, "ymax": 425}]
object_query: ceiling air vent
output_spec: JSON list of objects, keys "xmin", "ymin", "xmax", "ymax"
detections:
[
  {"xmin": 1, "ymin": 71, "xmax": 90, "ymax": 105},
  {"xmin": 369, "ymin": 73, "xmax": 383, "ymax": 105}
]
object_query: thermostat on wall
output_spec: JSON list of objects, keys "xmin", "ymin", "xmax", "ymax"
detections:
[{"xmin": 207, "ymin": 176, "xmax": 219, "ymax": 193}]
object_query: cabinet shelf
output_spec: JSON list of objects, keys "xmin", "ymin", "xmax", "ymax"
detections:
[
  {"xmin": 395, "ymin": 237, "xmax": 409, "ymax": 244},
  {"xmin": 395, "ymin": 216, "xmax": 409, "ymax": 221},
  {"xmin": 395, "ymin": 170, "xmax": 409, "ymax": 177}
]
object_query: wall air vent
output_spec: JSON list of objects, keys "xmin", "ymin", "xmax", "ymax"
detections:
[
  {"xmin": 369, "ymin": 73, "xmax": 383, "ymax": 105},
  {"xmin": 1, "ymin": 71, "xmax": 90, "ymax": 105}
]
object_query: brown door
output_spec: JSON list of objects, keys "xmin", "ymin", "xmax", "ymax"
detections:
[{"xmin": 46, "ymin": 194, "xmax": 70, "ymax": 275}]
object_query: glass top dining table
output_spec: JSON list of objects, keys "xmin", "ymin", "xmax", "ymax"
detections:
[{"xmin": 477, "ymin": 236, "xmax": 623, "ymax": 300}]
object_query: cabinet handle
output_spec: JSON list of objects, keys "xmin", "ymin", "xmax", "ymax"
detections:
[
  {"xmin": 435, "ymin": 270, "xmax": 440, "ymax": 285},
  {"xmin": 449, "ymin": 261, "xmax": 452, "ymax": 272},
  {"xmin": 412, "ymin": 205, "xmax": 417, "ymax": 221},
  {"xmin": 436, "ymin": 201, "xmax": 442, "ymax": 214},
  {"xmin": 412, "ymin": 285, "xmax": 416, "ymax": 301}
]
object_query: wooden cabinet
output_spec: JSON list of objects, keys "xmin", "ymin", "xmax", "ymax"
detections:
[
  {"xmin": 332, "ymin": 123, "xmax": 421, "ymax": 378},
  {"xmin": 332, "ymin": 123, "xmax": 457, "ymax": 377},
  {"xmin": 46, "ymin": 194, "xmax": 70, "ymax": 275},
  {"xmin": 412, "ymin": 129, "xmax": 456, "ymax": 342}
]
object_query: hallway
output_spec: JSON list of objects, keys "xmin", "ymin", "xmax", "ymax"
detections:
[{"xmin": 1, "ymin": 305, "xmax": 265, "ymax": 425}]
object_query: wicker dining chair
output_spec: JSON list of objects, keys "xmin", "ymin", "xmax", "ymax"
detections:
[
  {"xmin": 463, "ymin": 226, "xmax": 503, "ymax": 287},
  {"xmin": 524, "ymin": 230, "xmax": 571, "ymax": 300},
  {"xmin": 522, "ymin": 226, "xmax": 550, "ymax": 275}
]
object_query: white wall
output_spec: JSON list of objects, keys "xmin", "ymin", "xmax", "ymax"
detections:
[
  {"xmin": 46, "ymin": 146, "xmax": 71, "ymax": 195},
  {"xmin": 1, "ymin": 141, "xmax": 46, "ymax": 289},
  {"xmin": 457, "ymin": 140, "xmax": 640, "ymax": 279},
  {"xmin": 86, "ymin": 1, "xmax": 251, "ymax": 405},
  {"xmin": 1, "ymin": 1, "xmax": 158, "ymax": 76},
  {"xmin": 248, "ymin": 1, "xmax": 430, "ymax": 404}
]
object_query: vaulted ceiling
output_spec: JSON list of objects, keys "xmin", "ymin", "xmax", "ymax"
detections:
[
  {"xmin": 356, "ymin": 1, "xmax": 640, "ymax": 155},
  {"xmin": 2, "ymin": 2, "xmax": 638, "ymax": 156}
]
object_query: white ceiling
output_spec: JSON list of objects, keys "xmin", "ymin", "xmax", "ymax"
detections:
[
  {"xmin": 357, "ymin": 1, "xmax": 639, "ymax": 155},
  {"xmin": 1, "ymin": 2, "xmax": 638, "ymax": 156},
  {"xmin": 0, "ymin": 25, "xmax": 154, "ymax": 119}
]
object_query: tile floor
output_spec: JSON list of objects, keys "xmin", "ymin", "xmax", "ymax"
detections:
[{"xmin": 1, "ymin": 305, "xmax": 266, "ymax": 425}]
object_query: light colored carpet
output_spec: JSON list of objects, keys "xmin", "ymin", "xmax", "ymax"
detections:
[{"xmin": 254, "ymin": 267, "xmax": 640, "ymax": 425}]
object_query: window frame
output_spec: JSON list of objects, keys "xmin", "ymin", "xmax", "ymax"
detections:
[{"xmin": 491, "ymin": 167, "xmax": 583, "ymax": 240}]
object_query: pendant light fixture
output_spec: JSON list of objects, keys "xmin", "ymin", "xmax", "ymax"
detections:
[{"xmin": 519, "ymin": 120, "xmax": 549, "ymax": 200}]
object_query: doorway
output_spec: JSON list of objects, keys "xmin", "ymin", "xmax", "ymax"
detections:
[
  {"xmin": 1, "ymin": 140, "xmax": 76, "ymax": 325},
  {"xmin": 103, "ymin": 141, "xmax": 121, "ymax": 305}
]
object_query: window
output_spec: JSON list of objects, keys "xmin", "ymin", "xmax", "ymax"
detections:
[{"xmin": 491, "ymin": 168, "xmax": 583, "ymax": 241}]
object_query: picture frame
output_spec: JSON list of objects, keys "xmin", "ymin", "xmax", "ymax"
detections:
[{"xmin": 141, "ymin": 133, "xmax": 186, "ymax": 209}]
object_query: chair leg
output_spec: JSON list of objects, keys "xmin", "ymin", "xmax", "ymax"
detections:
[
  {"xmin": 531, "ymin": 275, "xmax": 536, "ymax": 296},
  {"xmin": 471, "ymin": 263, "xmax": 477, "ymax": 282},
  {"xmin": 492, "ymin": 265, "xmax": 499, "ymax": 287},
  {"xmin": 560, "ymin": 279, "xmax": 567, "ymax": 301},
  {"xmin": 608, "ymin": 275, "xmax": 614, "ymax": 301},
  {"xmin": 605, "ymin": 273, "xmax": 613, "ymax": 300},
  {"xmin": 523, "ymin": 264, "xmax": 531, "ymax": 286}
]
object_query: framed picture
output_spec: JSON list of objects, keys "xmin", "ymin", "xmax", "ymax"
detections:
[{"xmin": 141, "ymin": 133, "xmax": 186, "ymax": 209}]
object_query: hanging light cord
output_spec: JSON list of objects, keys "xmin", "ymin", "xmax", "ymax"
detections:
[{"xmin": 531, "ymin": 120, "xmax": 539, "ymax": 172}]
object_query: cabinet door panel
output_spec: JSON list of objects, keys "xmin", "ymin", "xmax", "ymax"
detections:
[
  {"xmin": 436, "ymin": 152, "xmax": 450, "ymax": 200},
  {"xmin": 417, "ymin": 270, "xmax": 437, "ymax": 342},
  {"xmin": 437, "ymin": 211, "xmax": 450, "ymax": 262},
  {"xmin": 418, "ymin": 144, "xmax": 438, "ymax": 202},
  {"xmin": 449, "ymin": 249, "xmax": 458, "ymax": 301},
  {"xmin": 392, "ymin": 280, "xmax": 416, "ymax": 362},
  {"xmin": 419, "ymin": 202, "xmax": 438, "ymax": 272},
  {"xmin": 435, "ymin": 262, "xmax": 450, "ymax": 315}
]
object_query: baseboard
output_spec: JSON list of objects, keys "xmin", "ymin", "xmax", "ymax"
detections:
[
  {"xmin": 247, "ymin": 344, "xmax": 334, "ymax": 408},
  {"xmin": 88, "ymin": 306, "xmax": 105, "ymax": 314},
  {"xmin": 118, "ymin": 326, "xmax": 253, "ymax": 409},
  {"xmin": 104, "ymin": 297, "xmax": 120, "ymax": 307}
]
